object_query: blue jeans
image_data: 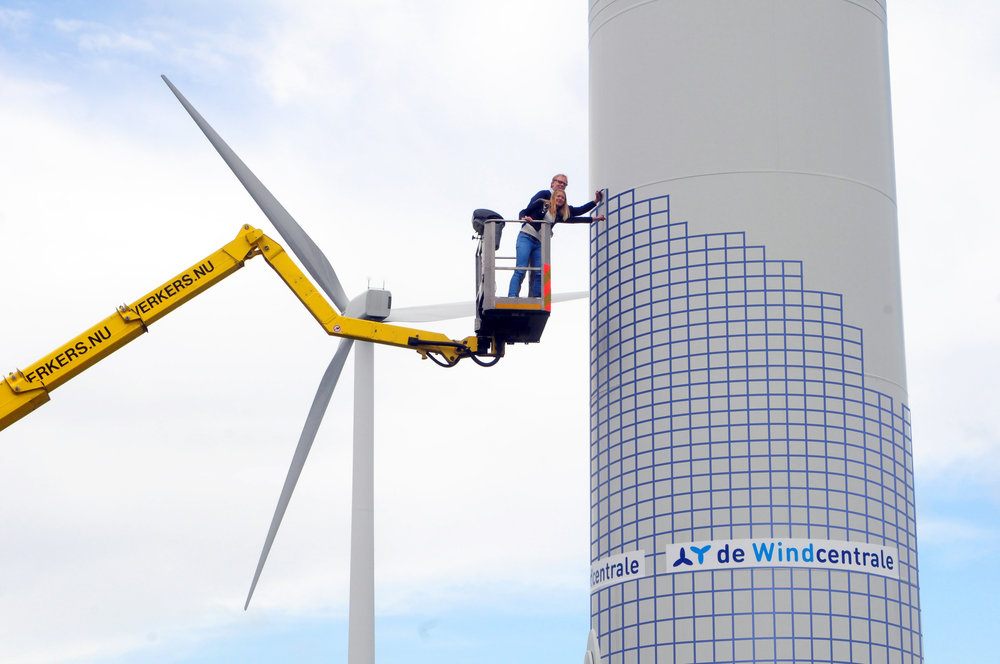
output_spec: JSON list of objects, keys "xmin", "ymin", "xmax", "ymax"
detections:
[{"xmin": 508, "ymin": 232, "xmax": 542, "ymax": 297}]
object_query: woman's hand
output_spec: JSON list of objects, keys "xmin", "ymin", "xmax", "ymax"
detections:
[
  {"xmin": 593, "ymin": 214, "xmax": 606, "ymax": 222},
  {"xmin": 521, "ymin": 215, "xmax": 534, "ymax": 221}
]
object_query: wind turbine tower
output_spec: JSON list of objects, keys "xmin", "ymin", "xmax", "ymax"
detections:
[{"xmin": 588, "ymin": 1, "xmax": 921, "ymax": 662}]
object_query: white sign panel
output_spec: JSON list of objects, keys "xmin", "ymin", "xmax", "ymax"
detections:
[
  {"xmin": 663, "ymin": 539, "xmax": 899, "ymax": 579},
  {"xmin": 591, "ymin": 550, "xmax": 647, "ymax": 590}
]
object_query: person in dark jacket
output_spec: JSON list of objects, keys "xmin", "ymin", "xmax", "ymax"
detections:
[
  {"xmin": 508, "ymin": 189, "xmax": 605, "ymax": 297},
  {"xmin": 521, "ymin": 173, "xmax": 604, "ymax": 218}
]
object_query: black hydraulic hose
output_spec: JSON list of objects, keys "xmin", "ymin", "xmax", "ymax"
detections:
[
  {"xmin": 407, "ymin": 337, "xmax": 467, "ymax": 350},
  {"xmin": 469, "ymin": 353, "xmax": 502, "ymax": 367},
  {"xmin": 407, "ymin": 337, "xmax": 502, "ymax": 368},
  {"xmin": 426, "ymin": 352, "xmax": 462, "ymax": 368}
]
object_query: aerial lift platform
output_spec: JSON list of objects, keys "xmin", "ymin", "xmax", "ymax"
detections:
[{"xmin": 472, "ymin": 208, "xmax": 552, "ymax": 345}]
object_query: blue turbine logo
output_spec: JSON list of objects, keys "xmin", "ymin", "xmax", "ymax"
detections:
[{"xmin": 672, "ymin": 544, "xmax": 711, "ymax": 567}]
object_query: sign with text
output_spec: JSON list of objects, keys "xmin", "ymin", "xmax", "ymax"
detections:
[
  {"xmin": 663, "ymin": 539, "xmax": 899, "ymax": 579},
  {"xmin": 591, "ymin": 550, "xmax": 648, "ymax": 590}
]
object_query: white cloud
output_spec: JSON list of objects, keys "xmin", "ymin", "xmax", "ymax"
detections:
[
  {"xmin": 0, "ymin": 7, "xmax": 32, "ymax": 31},
  {"xmin": 890, "ymin": 0, "xmax": 1000, "ymax": 483},
  {"xmin": 52, "ymin": 18, "xmax": 154, "ymax": 54},
  {"xmin": 917, "ymin": 515, "xmax": 1000, "ymax": 567}
]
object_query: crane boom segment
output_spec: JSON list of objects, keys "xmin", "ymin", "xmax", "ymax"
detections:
[{"xmin": 1, "ymin": 225, "xmax": 481, "ymax": 432}]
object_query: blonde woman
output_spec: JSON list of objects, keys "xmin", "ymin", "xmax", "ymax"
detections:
[{"xmin": 508, "ymin": 189, "xmax": 605, "ymax": 297}]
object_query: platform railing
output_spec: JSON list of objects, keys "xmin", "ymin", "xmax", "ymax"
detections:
[{"xmin": 476, "ymin": 219, "xmax": 552, "ymax": 313}]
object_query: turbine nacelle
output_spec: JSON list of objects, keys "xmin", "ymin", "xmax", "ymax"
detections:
[{"xmin": 347, "ymin": 289, "xmax": 391, "ymax": 322}]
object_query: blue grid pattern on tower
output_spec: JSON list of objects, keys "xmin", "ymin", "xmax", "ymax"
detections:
[{"xmin": 589, "ymin": 189, "xmax": 921, "ymax": 663}]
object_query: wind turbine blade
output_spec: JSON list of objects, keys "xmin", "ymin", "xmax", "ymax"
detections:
[
  {"xmin": 244, "ymin": 338, "xmax": 354, "ymax": 610},
  {"xmin": 383, "ymin": 301, "xmax": 474, "ymax": 323},
  {"xmin": 551, "ymin": 290, "xmax": 589, "ymax": 304},
  {"xmin": 384, "ymin": 291, "xmax": 588, "ymax": 323},
  {"xmin": 161, "ymin": 75, "xmax": 350, "ymax": 312}
]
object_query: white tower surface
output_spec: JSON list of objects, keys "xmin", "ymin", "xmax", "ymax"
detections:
[{"xmin": 588, "ymin": 1, "xmax": 921, "ymax": 663}]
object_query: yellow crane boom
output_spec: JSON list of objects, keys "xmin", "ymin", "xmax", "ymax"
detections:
[{"xmin": 1, "ymin": 224, "xmax": 482, "ymax": 431}]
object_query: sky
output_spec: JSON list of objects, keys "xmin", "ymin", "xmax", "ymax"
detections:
[{"xmin": 0, "ymin": 1, "xmax": 997, "ymax": 663}]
